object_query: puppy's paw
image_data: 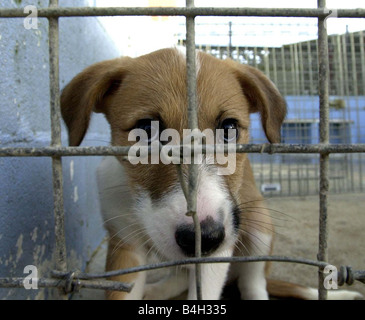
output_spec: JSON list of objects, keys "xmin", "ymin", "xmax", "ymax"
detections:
[
  {"xmin": 143, "ymin": 283, "xmax": 166, "ymax": 300},
  {"xmin": 327, "ymin": 290, "xmax": 364, "ymax": 300}
]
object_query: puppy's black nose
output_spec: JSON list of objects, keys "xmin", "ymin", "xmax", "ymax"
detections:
[{"xmin": 175, "ymin": 217, "xmax": 225, "ymax": 256}]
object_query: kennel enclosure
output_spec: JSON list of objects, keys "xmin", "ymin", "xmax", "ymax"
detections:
[{"xmin": 0, "ymin": 0, "xmax": 365, "ymax": 300}]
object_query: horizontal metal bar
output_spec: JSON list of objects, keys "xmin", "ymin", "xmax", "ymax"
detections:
[
  {"xmin": 52, "ymin": 255, "xmax": 329, "ymax": 280},
  {"xmin": 0, "ymin": 277, "xmax": 133, "ymax": 293},
  {"xmin": 51, "ymin": 255, "xmax": 365, "ymax": 287},
  {"xmin": 0, "ymin": 144, "xmax": 365, "ymax": 158},
  {"xmin": 1, "ymin": 255, "xmax": 364, "ymax": 291},
  {"xmin": 1, "ymin": 7, "xmax": 365, "ymax": 18}
]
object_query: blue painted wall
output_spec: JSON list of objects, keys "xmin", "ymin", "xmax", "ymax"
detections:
[
  {"xmin": 0, "ymin": 0, "xmax": 119, "ymax": 299},
  {"xmin": 250, "ymin": 96, "xmax": 365, "ymax": 144}
]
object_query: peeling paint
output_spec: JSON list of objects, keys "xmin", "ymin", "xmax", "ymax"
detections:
[
  {"xmin": 70, "ymin": 160, "xmax": 74, "ymax": 181},
  {"xmin": 41, "ymin": 229, "xmax": 50, "ymax": 241},
  {"xmin": 73, "ymin": 185, "xmax": 79, "ymax": 203},
  {"xmin": 35, "ymin": 29, "xmax": 42, "ymax": 47},
  {"xmin": 31, "ymin": 227, "xmax": 38, "ymax": 242},
  {"xmin": 16, "ymin": 234, "xmax": 23, "ymax": 262},
  {"xmin": 32, "ymin": 244, "xmax": 46, "ymax": 266}
]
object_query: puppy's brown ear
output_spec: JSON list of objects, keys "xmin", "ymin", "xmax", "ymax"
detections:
[
  {"xmin": 229, "ymin": 62, "xmax": 287, "ymax": 143},
  {"xmin": 61, "ymin": 57, "xmax": 131, "ymax": 146}
]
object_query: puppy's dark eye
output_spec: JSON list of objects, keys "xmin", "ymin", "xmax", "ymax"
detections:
[
  {"xmin": 219, "ymin": 118, "xmax": 239, "ymax": 143},
  {"xmin": 135, "ymin": 119, "xmax": 160, "ymax": 143}
]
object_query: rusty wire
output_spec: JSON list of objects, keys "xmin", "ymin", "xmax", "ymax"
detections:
[
  {"xmin": 1, "ymin": 144, "xmax": 365, "ymax": 158},
  {"xmin": 1, "ymin": 256, "xmax": 364, "ymax": 294},
  {"xmin": 185, "ymin": 0, "xmax": 202, "ymax": 300},
  {"xmin": 1, "ymin": 7, "xmax": 365, "ymax": 18},
  {"xmin": 48, "ymin": 0, "xmax": 67, "ymax": 289},
  {"xmin": 317, "ymin": 0, "xmax": 330, "ymax": 300}
]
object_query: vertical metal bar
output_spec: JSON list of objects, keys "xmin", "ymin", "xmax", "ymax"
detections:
[
  {"xmin": 271, "ymin": 48, "xmax": 283, "ymax": 196},
  {"xmin": 290, "ymin": 44, "xmax": 297, "ymax": 95},
  {"xmin": 264, "ymin": 47, "xmax": 270, "ymax": 78},
  {"xmin": 335, "ymin": 33, "xmax": 349, "ymax": 192},
  {"xmin": 253, "ymin": 46, "xmax": 258, "ymax": 68},
  {"xmin": 336, "ymin": 35, "xmax": 344, "ymax": 95},
  {"xmin": 341, "ymin": 34, "xmax": 355, "ymax": 191},
  {"xmin": 228, "ymin": 21, "xmax": 232, "ymax": 59},
  {"xmin": 293, "ymin": 43, "xmax": 301, "ymax": 196},
  {"xmin": 317, "ymin": 0, "xmax": 329, "ymax": 300},
  {"xmin": 359, "ymin": 31, "xmax": 365, "ymax": 191},
  {"xmin": 307, "ymin": 41, "xmax": 314, "ymax": 95},
  {"xmin": 349, "ymin": 32, "xmax": 363, "ymax": 192},
  {"xmin": 299, "ymin": 42, "xmax": 305, "ymax": 95},
  {"xmin": 185, "ymin": 0, "xmax": 202, "ymax": 300},
  {"xmin": 280, "ymin": 46, "xmax": 288, "ymax": 195},
  {"xmin": 49, "ymin": 0, "xmax": 67, "ymax": 289},
  {"xmin": 281, "ymin": 45, "xmax": 287, "ymax": 96},
  {"xmin": 359, "ymin": 31, "xmax": 365, "ymax": 96},
  {"xmin": 264, "ymin": 47, "xmax": 274, "ymax": 187},
  {"xmin": 271, "ymin": 48, "xmax": 277, "ymax": 85}
]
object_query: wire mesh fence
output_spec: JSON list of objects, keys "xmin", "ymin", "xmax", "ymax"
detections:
[{"xmin": 0, "ymin": 0, "xmax": 364, "ymax": 300}]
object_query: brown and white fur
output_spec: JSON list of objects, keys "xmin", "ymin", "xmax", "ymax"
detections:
[{"xmin": 61, "ymin": 48, "xmax": 362, "ymax": 300}]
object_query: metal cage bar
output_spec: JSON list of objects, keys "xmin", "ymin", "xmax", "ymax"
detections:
[
  {"xmin": 1, "ymin": 7, "xmax": 365, "ymax": 18},
  {"xmin": 185, "ymin": 0, "xmax": 202, "ymax": 301},
  {"xmin": 0, "ymin": 2, "xmax": 364, "ymax": 300},
  {"xmin": 317, "ymin": 0, "xmax": 330, "ymax": 301},
  {"xmin": 48, "ymin": 0, "xmax": 67, "ymax": 299},
  {"xmin": 1, "ymin": 144, "xmax": 365, "ymax": 158}
]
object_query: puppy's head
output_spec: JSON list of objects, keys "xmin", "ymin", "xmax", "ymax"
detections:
[{"xmin": 61, "ymin": 48, "xmax": 286, "ymax": 259}]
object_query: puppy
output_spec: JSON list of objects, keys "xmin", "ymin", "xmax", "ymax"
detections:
[{"xmin": 61, "ymin": 48, "xmax": 362, "ymax": 300}]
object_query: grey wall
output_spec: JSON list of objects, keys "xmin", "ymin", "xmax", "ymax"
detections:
[{"xmin": 0, "ymin": 0, "xmax": 119, "ymax": 299}]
